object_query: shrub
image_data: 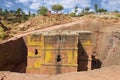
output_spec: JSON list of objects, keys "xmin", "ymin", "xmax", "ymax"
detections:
[
  {"xmin": 79, "ymin": 14, "xmax": 84, "ymax": 17},
  {"xmin": 116, "ymin": 14, "xmax": 120, "ymax": 18},
  {"xmin": 0, "ymin": 32, "xmax": 8, "ymax": 39}
]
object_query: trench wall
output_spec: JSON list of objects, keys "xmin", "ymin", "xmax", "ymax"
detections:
[
  {"xmin": 0, "ymin": 37, "xmax": 27, "ymax": 73},
  {"xmin": 96, "ymin": 30, "xmax": 120, "ymax": 67}
]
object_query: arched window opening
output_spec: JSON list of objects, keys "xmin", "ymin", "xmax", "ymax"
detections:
[
  {"xmin": 57, "ymin": 54, "xmax": 61, "ymax": 63},
  {"xmin": 35, "ymin": 49, "xmax": 38, "ymax": 55}
]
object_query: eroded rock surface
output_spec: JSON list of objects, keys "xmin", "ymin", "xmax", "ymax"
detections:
[
  {"xmin": 0, "ymin": 37, "xmax": 27, "ymax": 73},
  {"xmin": 95, "ymin": 26, "xmax": 120, "ymax": 67}
]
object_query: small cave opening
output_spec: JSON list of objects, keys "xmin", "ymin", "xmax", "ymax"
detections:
[{"xmin": 77, "ymin": 39, "xmax": 89, "ymax": 71}]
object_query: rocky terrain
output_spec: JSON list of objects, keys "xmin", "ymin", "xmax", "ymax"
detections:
[
  {"xmin": 0, "ymin": 13, "xmax": 120, "ymax": 79},
  {"xmin": 0, "ymin": 65, "xmax": 120, "ymax": 80},
  {"xmin": 56, "ymin": 14, "xmax": 120, "ymax": 67},
  {"xmin": 96, "ymin": 26, "xmax": 120, "ymax": 67}
]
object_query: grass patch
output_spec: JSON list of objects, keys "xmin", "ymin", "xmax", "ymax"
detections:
[
  {"xmin": 116, "ymin": 14, "xmax": 120, "ymax": 18},
  {"xmin": 0, "ymin": 32, "xmax": 8, "ymax": 40},
  {"xmin": 0, "ymin": 27, "xmax": 4, "ymax": 32}
]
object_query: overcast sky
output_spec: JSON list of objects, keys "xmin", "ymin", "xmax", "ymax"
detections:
[{"xmin": 0, "ymin": 0, "xmax": 120, "ymax": 14}]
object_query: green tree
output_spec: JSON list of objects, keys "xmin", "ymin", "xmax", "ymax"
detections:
[
  {"xmin": 22, "ymin": 12, "xmax": 29, "ymax": 21},
  {"xmin": 28, "ymin": 10, "xmax": 31, "ymax": 17},
  {"xmin": 37, "ymin": 6, "xmax": 48, "ymax": 16},
  {"xmin": 81, "ymin": 7, "xmax": 90, "ymax": 15},
  {"xmin": 9, "ymin": 10, "xmax": 14, "ymax": 15},
  {"xmin": 32, "ymin": 13, "xmax": 35, "ymax": 17},
  {"xmin": 4, "ymin": 9, "xmax": 9, "ymax": 15},
  {"xmin": 16, "ymin": 8, "xmax": 23, "ymax": 15},
  {"xmin": 14, "ymin": 8, "xmax": 24, "ymax": 23},
  {"xmin": 84, "ymin": 7, "xmax": 90, "ymax": 12},
  {"xmin": 97, "ymin": 8, "xmax": 107, "ymax": 14},
  {"xmin": 51, "ymin": 4, "xmax": 64, "ymax": 13},
  {"xmin": 94, "ymin": 4, "xmax": 98, "ymax": 13},
  {"xmin": 2, "ymin": 9, "xmax": 9, "ymax": 20},
  {"xmin": 0, "ymin": 8, "xmax": 3, "ymax": 16},
  {"xmin": 114, "ymin": 10, "xmax": 119, "ymax": 13},
  {"xmin": 0, "ymin": 8, "xmax": 2, "ymax": 12},
  {"xmin": 75, "ymin": 6, "xmax": 78, "ymax": 14}
]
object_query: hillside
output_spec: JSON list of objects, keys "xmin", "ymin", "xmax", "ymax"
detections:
[
  {"xmin": 13, "ymin": 14, "xmax": 72, "ymax": 33},
  {"xmin": 0, "ymin": 14, "xmax": 72, "ymax": 42},
  {"xmin": 56, "ymin": 14, "xmax": 120, "ymax": 31}
]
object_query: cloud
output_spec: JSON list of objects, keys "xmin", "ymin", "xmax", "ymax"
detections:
[
  {"xmin": 16, "ymin": 0, "xmax": 32, "ymax": 3},
  {"xmin": 5, "ymin": 0, "xmax": 13, "ymax": 7},
  {"xmin": 60, "ymin": 0, "xmax": 91, "ymax": 14},
  {"xmin": 44, "ymin": 0, "xmax": 91, "ymax": 9},
  {"xmin": 23, "ymin": 9, "xmax": 29, "ymax": 14},
  {"xmin": 16, "ymin": 0, "xmax": 41, "ymax": 10},
  {"xmin": 89, "ymin": 9, "xmax": 94, "ymax": 12},
  {"xmin": 15, "ymin": 0, "xmax": 91, "ymax": 12},
  {"xmin": 101, "ymin": 0, "xmax": 120, "ymax": 11},
  {"xmin": 29, "ymin": 2, "xmax": 41, "ymax": 10}
]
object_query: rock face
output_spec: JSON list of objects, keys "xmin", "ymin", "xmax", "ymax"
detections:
[
  {"xmin": 95, "ymin": 26, "xmax": 120, "ymax": 67},
  {"xmin": 0, "ymin": 37, "xmax": 27, "ymax": 73},
  {"xmin": 0, "ymin": 65, "xmax": 120, "ymax": 80},
  {"xmin": 56, "ymin": 15, "xmax": 120, "ymax": 67}
]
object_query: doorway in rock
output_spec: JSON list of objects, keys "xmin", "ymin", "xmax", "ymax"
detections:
[{"xmin": 77, "ymin": 39, "xmax": 89, "ymax": 71}]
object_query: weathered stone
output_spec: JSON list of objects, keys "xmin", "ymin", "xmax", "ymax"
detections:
[{"xmin": 0, "ymin": 37, "xmax": 27, "ymax": 73}]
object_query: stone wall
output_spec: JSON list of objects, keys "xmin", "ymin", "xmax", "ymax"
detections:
[
  {"xmin": 0, "ymin": 31, "xmax": 93, "ymax": 74},
  {"xmin": 26, "ymin": 31, "xmax": 93, "ymax": 74},
  {"xmin": 26, "ymin": 32, "xmax": 79, "ymax": 74},
  {"xmin": 0, "ymin": 37, "xmax": 27, "ymax": 73}
]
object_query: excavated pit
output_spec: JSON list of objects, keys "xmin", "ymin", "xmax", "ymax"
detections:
[
  {"xmin": 1, "ymin": 21, "xmax": 120, "ymax": 75},
  {"xmin": 0, "ymin": 31, "xmax": 101, "ymax": 75}
]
